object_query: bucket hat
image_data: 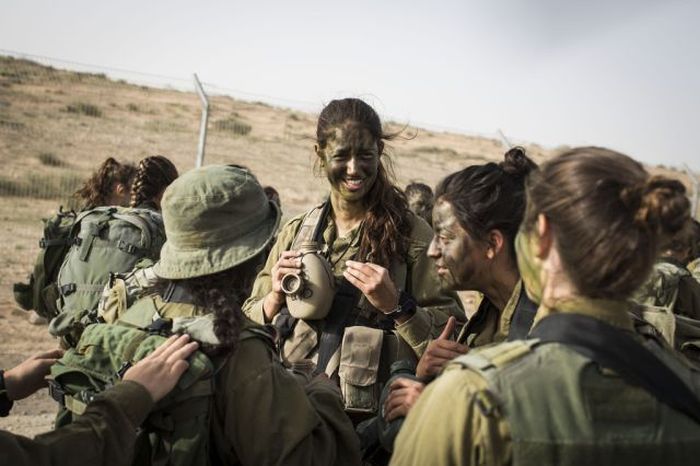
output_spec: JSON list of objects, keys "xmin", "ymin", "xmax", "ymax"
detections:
[{"xmin": 153, "ymin": 165, "xmax": 280, "ymax": 279}]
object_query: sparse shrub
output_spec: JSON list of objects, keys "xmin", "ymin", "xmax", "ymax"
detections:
[
  {"xmin": 0, "ymin": 119, "xmax": 25, "ymax": 131},
  {"xmin": 0, "ymin": 173, "xmax": 83, "ymax": 199},
  {"xmin": 214, "ymin": 117, "xmax": 252, "ymax": 136},
  {"xmin": 38, "ymin": 152, "xmax": 66, "ymax": 167},
  {"xmin": 65, "ymin": 102, "xmax": 102, "ymax": 117},
  {"xmin": 288, "ymin": 113, "xmax": 301, "ymax": 121},
  {"xmin": 127, "ymin": 103, "xmax": 139, "ymax": 112}
]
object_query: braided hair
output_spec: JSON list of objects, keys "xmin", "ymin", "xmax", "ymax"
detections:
[{"xmin": 129, "ymin": 155, "xmax": 179, "ymax": 209}]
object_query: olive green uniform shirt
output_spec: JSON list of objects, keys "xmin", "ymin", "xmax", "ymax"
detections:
[
  {"xmin": 390, "ymin": 299, "xmax": 684, "ymax": 466},
  {"xmin": 457, "ymin": 280, "xmax": 531, "ymax": 347},
  {"xmin": 136, "ymin": 298, "xmax": 362, "ymax": 466},
  {"xmin": 0, "ymin": 381, "xmax": 153, "ymax": 466},
  {"xmin": 243, "ymin": 210, "xmax": 465, "ymax": 359}
]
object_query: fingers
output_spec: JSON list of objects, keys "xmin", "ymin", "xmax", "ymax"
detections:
[
  {"xmin": 169, "ymin": 360, "xmax": 190, "ymax": 378},
  {"xmin": 147, "ymin": 334, "xmax": 181, "ymax": 359},
  {"xmin": 438, "ymin": 316, "xmax": 456, "ymax": 340},
  {"xmin": 166, "ymin": 341, "xmax": 199, "ymax": 365},
  {"xmin": 157, "ymin": 334, "xmax": 193, "ymax": 361},
  {"xmin": 389, "ymin": 377, "xmax": 425, "ymax": 391}
]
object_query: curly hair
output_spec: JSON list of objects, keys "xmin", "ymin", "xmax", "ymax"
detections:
[
  {"xmin": 130, "ymin": 155, "xmax": 179, "ymax": 208},
  {"xmin": 73, "ymin": 157, "xmax": 136, "ymax": 209},
  {"xmin": 405, "ymin": 182, "xmax": 434, "ymax": 227},
  {"xmin": 315, "ymin": 98, "xmax": 412, "ymax": 267},
  {"xmin": 148, "ymin": 254, "xmax": 264, "ymax": 357}
]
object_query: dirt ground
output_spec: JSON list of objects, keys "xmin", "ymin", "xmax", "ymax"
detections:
[{"xmin": 0, "ymin": 54, "xmax": 695, "ymax": 439}]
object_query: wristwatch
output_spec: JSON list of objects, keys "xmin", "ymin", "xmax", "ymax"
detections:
[
  {"xmin": 0, "ymin": 369, "xmax": 14, "ymax": 417},
  {"xmin": 384, "ymin": 290, "xmax": 417, "ymax": 320}
]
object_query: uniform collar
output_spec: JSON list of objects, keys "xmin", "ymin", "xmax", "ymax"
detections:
[{"xmin": 532, "ymin": 296, "xmax": 634, "ymax": 331}]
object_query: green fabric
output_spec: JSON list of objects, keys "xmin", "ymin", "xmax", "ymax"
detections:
[
  {"xmin": 153, "ymin": 165, "xmax": 280, "ymax": 280},
  {"xmin": 49, "ymin": 206, "xmax": 164, "ymax": 345},
  {"xmin": 50, "ymin": 315, "xmax": 217, "ymax": 466},
  {"xmin": 13, "ymin": 208, "xmax": 77, "ymax": 319},
  {"xmin": 450, "ymin": 315, "xmax": 700, "ymax": 465},
  {"xmin": 633, "ymin": 258, "xmax": 691, "ymax": 310}
]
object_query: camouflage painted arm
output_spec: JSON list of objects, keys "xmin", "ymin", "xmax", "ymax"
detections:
[
  {"xmin": 0, "ymin": 381, "xmax": 153, "ymax": 466},
  {"xmin": 390, "ymin": 368, "xmax": 511, "ymax": 466},
  {"xmin": 394, "ymin": 218, "xmax": 466, "ymax": 357}
]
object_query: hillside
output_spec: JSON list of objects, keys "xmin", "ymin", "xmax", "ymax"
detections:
[{"xmin": 0, "ymin": 54, "xmax": 693, "ymax": 436}]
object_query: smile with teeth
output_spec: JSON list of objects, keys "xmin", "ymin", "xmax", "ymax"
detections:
[{"xmin": 344, "ymin": 178, "xmax": 365, "ymax": 190}]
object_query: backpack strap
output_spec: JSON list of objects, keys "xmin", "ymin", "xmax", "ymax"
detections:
[
  {"xmin": 530, "ymin": 313, "xmax": 700, "ymax": 425},
  {"xmin": 275, "ymin": 200, "xmax": 332, "ymax": 345}
]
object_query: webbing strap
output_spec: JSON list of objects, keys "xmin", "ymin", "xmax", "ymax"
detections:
[
  {"xmin": 291, "ymin": 201, "xmax": 330, "ymax": 250},
  {"xmin": 39, "ymin": 238, "xmax": 70, "ymax": 248},
  {"xmin": 531, "ymin": 313, "xmax": 700, "ymax": 425},
  {"xmin": 314, "ymin": 278, "xmax": 361, "ymax": 375}
]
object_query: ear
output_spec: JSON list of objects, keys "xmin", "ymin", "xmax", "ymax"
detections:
[
  {"xmin": 536, "ymin": 214, "xmax": 553, "ymax": 259},
  {"xmin": 485, "ymin": 229, "xmax": 505, "ymax": 260}
]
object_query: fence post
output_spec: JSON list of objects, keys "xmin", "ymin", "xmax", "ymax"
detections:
[
  {"xmin": 194, "ymin": 73, "xmax": 209, "ymax": 168},
  {"xmin": 497, "ymin": 128, "xmax": 512, "ymax": 149},
  {"xmin": 684, "ymin": 164, "xmax": 699, "ymax": 220}
]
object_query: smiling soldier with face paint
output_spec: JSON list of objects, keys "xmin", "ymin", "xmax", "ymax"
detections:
[{"xmin": 242, "ymin": 98, "xmax": 464, "ymax": 425}]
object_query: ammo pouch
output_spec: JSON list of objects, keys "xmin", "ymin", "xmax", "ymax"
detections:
[
  {"xmin": 339, "ymin": 326, "xmax": 383, "ymax": 413},
  {"xmin": 13, "ymin": 280, "xmax": 33, "ymax": 311}
]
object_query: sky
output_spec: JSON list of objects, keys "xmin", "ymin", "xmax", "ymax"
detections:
[{"xmin": 1, "ymin": 0, "xmax": 699, "ymax": 169}]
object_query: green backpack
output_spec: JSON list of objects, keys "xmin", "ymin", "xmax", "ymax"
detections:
[
  {"xmin": 49, "ymin": 206, "xmax": 165, "ymax": 346},
  {"xmin": 13, "ymin": 207, "xmax": 77, "ymax": 319},
  {"xmin": 49, "ymin": 318, "xmax": 217, "ymax": 466}
]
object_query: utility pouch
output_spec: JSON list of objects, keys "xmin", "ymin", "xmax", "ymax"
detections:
[
  {"xmin": 339, "ymin": 326, "xmax": 383, "ymax": 413},
  {"xmin": 97, "ymin": 276, "xmax": 128, "ymax": 324}
]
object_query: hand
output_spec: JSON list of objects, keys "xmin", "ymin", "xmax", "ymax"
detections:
[
  {"xmin": 123, "ymin": 334, "xmax": 199, "ymax": 403},
  {"xmin": 415, "ymin": 316, "xmax": 468, "ymax": 379},
  {"xmin": 343, "ymin": 260, "xmax": 398, "ymax": 313},
  {"xmin": 383, "ymin": 377, "xmax": 425, "ymax": 422},
  {"xmin": 4, "ymin": 349, "xmax": 64, "ymax": 401},
  {"xmin": 264, "ymin": 250, "xmax": 302, "ymax": 321}
]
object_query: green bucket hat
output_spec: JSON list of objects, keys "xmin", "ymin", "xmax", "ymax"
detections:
[{"xmin": 153, "ymin": 165, "xmax": 280, "ymax": 280}]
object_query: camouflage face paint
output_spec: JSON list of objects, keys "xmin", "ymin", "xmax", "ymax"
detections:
[
  {"xmin": 320, "ymin": 125, "xmax": 380, "ymax": 202},
  {"xmin": 428, "ymin": 200, "xmax": 488, "ymax": 290},
  {"xmin": 515, "ymin": 227, "xmax": 543, "ymax": 304}
]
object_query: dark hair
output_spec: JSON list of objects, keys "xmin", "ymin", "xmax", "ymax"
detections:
[
  {"xmin": 523, "ymin": 146, "xmax": 690, "ymax": 299},
  {"xmin": 405, "ymin": 182, "xmax": 434, "ymax": 227},
  {"xmin": 315, "ymin": 98, "xmax": 411, "ymax": 266},
  {"xmin": 130, "ymin": 155, "xmax": 179, "ymax": 208},
  {"xmin": 435, "ymin": 147, "xmax": 537, "ymax": 263},
  {"xmin": 149, "ymin": 254, "xmax": 264, "ymax": 357},
  {"xmin": 74, "ymin": 157, "xmax": 136, "ymax": 209}
]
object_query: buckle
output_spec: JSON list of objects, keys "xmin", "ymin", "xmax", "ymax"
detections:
[{"xmin": 48, "ymin": 380, "xmax": 66, "ymax": 405}]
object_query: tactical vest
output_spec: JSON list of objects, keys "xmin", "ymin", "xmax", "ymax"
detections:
[
  {"xmin": 50, "ymin": 289, "xmax": 275, "ymax": 466},
  {"xmin": 275, "ymin": 202, "xmax": 416, "ymax": 415},
  {"xmin": 633, "ymin": 259, "xmax": 691, "ymax": 311},
  {"xmin": 451, "ymin": 337, "xmax": 700, "ymax": 465}
]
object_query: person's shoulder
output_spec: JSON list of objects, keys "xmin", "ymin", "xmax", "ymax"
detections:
[{"xmin": 404, "ymin": 212, "xmax": 434, "ymax": 260}]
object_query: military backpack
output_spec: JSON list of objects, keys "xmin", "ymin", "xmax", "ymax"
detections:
[
  {"xmin": 13, "ymin": 207, "xmax": 77, "ymax": 320},
  {"xmin": 49, "ymin": 206, "xmax": 165, "ymax": 346}
]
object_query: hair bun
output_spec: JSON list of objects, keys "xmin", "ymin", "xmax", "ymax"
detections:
[
  {"xmin": 623, "ymin": 176, "xmax": 689, "ymax": 235},
  {"xmin": 500, "ymin": 146, "xmax": 537, "ymax": 179}
]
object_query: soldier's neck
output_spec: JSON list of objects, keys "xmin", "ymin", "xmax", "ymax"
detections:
[{"xmin": 330, "ymin": 193, "xmax": 365, "ymax": 238}]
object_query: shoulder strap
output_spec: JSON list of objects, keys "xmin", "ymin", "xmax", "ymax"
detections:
[
  {"xmin": 290, "ymin": 200, "xmax": 331, "ymax": 250},
  {"xmin": 507, "ymin": 287, "xmax": 538, "ymax": 341},
  {"xmin": 530, "ymin": 313, "xmax": 700, "ymax": 425},
  {"xmin": 452, "ymin": 339, "xmax": 538, "ymax": 372}
]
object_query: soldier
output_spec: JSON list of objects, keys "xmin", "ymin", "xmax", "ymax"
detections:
[
  {"xmin": 242, "ymin": 98, "xmax": 464, "ymax": 421},
  {"xmin": 404, "ymin": 182, "xmax": 434, "ymax": 227},
  {"xmin": 633, "ymin": 217, "xmax": 700, "ymax": 320},
  {"xmin": 364, "ymin": 148, "xmax": 538, "ymax": 461},
  {"xmin": 391, "ymin": 147, "xmax": 700, "ymax": 465},
  {"xmin": 1, "ymin": 335, "xmax": 198, "ymax": 466},
  {"xmin": 114, "ymin": 164, "xmax": 361, "ymax": 465}
]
